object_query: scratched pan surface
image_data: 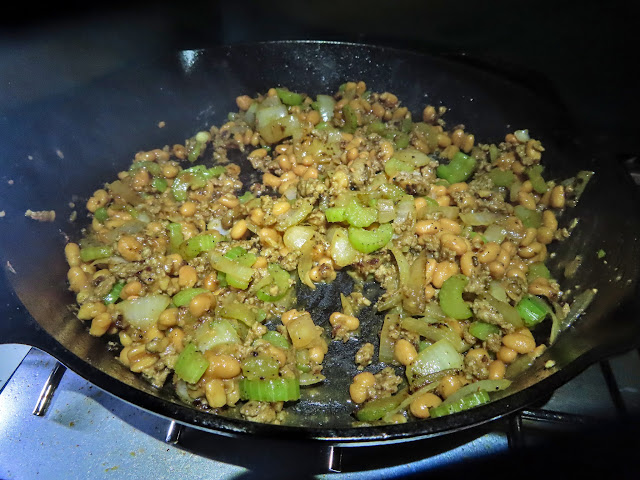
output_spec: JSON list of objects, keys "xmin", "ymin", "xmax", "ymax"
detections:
[{"xmin": 1, "ymin": 41, "xmax": 639, "ymax": 445}]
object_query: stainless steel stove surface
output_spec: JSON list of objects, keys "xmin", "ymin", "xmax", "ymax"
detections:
[{"xmin": 1, "ymin": 344, "xmax": 639, "ymax": 479}]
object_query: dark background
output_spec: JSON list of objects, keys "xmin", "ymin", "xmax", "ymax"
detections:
[{"xmin": 0, "ymin": 0, "xmax": 636, "ymax": 156}]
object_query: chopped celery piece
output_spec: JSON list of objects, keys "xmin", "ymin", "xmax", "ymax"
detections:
[
  {"xmin": 103, "ymin": 280, "xmax": 125, "ymax": 305},
  {"xmin": 225, "ymin": 246, "xmax": 247, "ymax": 260},
  {"xmin": 436, "ymin": 152, "xmax": 477, "ymax": 183},
  {"xmin": 488, "ymin": 169, "xmax": 515, "ymax": 187},
  {"xmin": 442, "ymin": 379, "xmax": 511, "ymax": 407},
  {"xmin": 130, "ymin": 160, "xmax": 162, "ymax": 176},
  {"xmin": 356, "ymin": 388, "xmax": 410, "ymax": 422},
  {"xmin": 384, "ymin": 157, "xmax": 414, "ymax": 176},
  {"xmin": 429, "ymin": 390, "xmax": 490, "ymax": 418},
  {"xmin": 342, "ymin": 104, "xmax": 358, "ymax": 133},
  {"xmin": 393, "ymin": 132, "xmax": 410, "ymax": 150},
  {"xmin": 262, "ymin": 330, "xmax": 290, "ymax": 350},
  {"xmin": 174, "ymin": 343, "xmax": 209, "ymax": 384},
  {"xmin": 241, "ymin": 355, "xmax": 280, "ymax": 380},
  {"xmin": 438, "ymin": 275, "xmax": 473, "ymax": 320},
  {"xmin": 167, "ymin": 222, "xmax": 184, "ymax": 254},
  {"xmin": 527, "ymin": 262, "xmax": 551, "ymax": 282},
  {"xmin": 469, "ymin": 321, "xmax": 500, "ymax": 340},
  {"xmin": 256, "ymin": 264, "xmax": 291, "ymax": 301},
  {"xmin": 94, "ymin": 207, "xmax": 108, "ymax": 223},
  {"xmin": 172, "ymin": 288, "xmax": 209, "ymax": 307},
  {"xmin": 325, "ymin": 206, "xmax": 347, "ymax": 223},
  {"xmin": 400, "ymin": 318, "xmax": 467, "ymax": 353},
  {"xmin": 366, "ymin": 121, "xmax": 387, "ymax": 136},
  {"xmin": 211, "ymin": 255, "xmax": 254, "ymax": 289},
  {"xmin": 378, "ymin": 183, "xmax": 407, "ymax": 201},
  {"xmin": 514, "ymin": 205, "xmax": 542, "ymax": 228},
  {"xmin": 239, "ymin": 377, "xmax": 300, "ymax": 402},
  {"xmin": 152, "ymin": 177, "xmax": 168, "ymax": 192},
  {"xmin": 516, "ymin": 294, "xmax": 551, "ymax": 328},
  {"xmin": 526, "ymin": 165, "xmax": 548, "ymax": 194},
  {"xmin": 489, "ymin": 144, "xmax": 499, "ymax": 163},
  {"xmin": 221, "ymin": 301, "xmax": 257, "ymax": 326},
  {"xmin": 80, "ymin": 245, "xmax": 112, "ymax": 262},
  {"xmin": 236, "ymin": 252, "xmax": 257, "ymax": 267},
  {"xmin": 345, "ymin": 200, "xmax": 377, "ymax": 228},
  {"xmin": 275, "ymin": 88, "xmax": 303, "ymax": 106},
  {"xmin": 348, "ymin": 223, "xmax": 393, "ymax": 254},
  {"xmin": 180, "ymin": 232, "xmax": 222, "ymax": 260}
]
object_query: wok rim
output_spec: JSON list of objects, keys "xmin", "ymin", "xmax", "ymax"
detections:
[{"xmin": 3, "ymin": 39, "xmax": 640, "ymax": 445}]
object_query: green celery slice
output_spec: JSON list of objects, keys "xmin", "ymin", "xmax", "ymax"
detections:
[
  {"xmin": 348, "ymin": 223, "xmax": 393, "ymax": 254},
  {"xmin": 438, "ymin": 275, "xmax": 472, "ymax": 320},
  {"xmin": 429, "ymin": 390, "xmax": 490, "ymax": 418},
  {"xmin": 80, "ymin": 245, "xmax": 112, "ymax": 262},
  {"xmin": 174, "ymin": 343, "xmax": 209, "ymax": 384},
  {"xmin": 356, "ymin": 388, "xmax": 410, "ymax": 422},
  {"xmin": 468, "ymin": 321, "xmax": 500, "ymax": 340},
  {"xmin": 172, "ymin": 288, "xmax": 209, "ymax": 307},
  {"xmin": 239, "ymin": 377, "xmax": 300, "ymax": 402}
]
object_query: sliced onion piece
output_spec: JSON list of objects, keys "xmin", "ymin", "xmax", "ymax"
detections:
[{"xmin": 116, "ymin": 294, "xmax": 171, "ymax": 329}]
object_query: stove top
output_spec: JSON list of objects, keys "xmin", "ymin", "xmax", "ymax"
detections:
[{"xmin": 1, "ymin": 344, "xmax": 639, "ymax": 479}]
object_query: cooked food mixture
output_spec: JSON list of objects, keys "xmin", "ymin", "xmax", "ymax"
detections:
[{"xmin": 64, "ymin": 81, "xmax": 591, "ymax": 425}]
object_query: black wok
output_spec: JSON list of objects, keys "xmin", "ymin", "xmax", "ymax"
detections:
[{"xmin": 1, "ymin": 41, "xmax": 639, "ymax": 445}]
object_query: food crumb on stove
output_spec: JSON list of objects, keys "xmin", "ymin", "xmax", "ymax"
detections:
[
  {"xmin": 25, "ymin": 209, "xmax": 55, "ymax": 222},
  {"xmin": 158, "ymin": 121, "xmax": 166, "ymax": 128},
  {"xmin": 0, "ymin": 210, "xmax": 5, "ymax": 218},
  {"xmin": 69, "ymin": 211, "xmax": 77, "ymax": 222},
  {"xmin": 7, "ymin": 179, "xmax": 14, "ymax": 185},
  {"xmin": 6, "ymin": 261, "xmax": 16, "ymax": 274},
  {"xmin": 545, "ymin": 360, "xmax": 556, "ymax": 369},
  {"xmin": 56, "ymin": 149, "xmax": 64, "ymax": 159}
]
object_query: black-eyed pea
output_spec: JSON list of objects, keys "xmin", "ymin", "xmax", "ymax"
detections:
[
  {"xmin": 424, "ymin": 285, "xmax": 436, "ymax": 300},
  {"xmin": 121, "ymin": 280, "xmax": 143, "ymax": 299},
  {"xmin": 308, "ymin": 346, "xmax": 325, "ymax": 364},
  {"xmin": 349, "ymin": 372, "xmax": 376, "ymax": 404},
  {"xmin": 488, "ymin": 360, "xmax": 506, "ymax": 380},
  {"xmin": 520, "ymin": 227, "xmax": 538, "ymax": 247},
  {"xmin": 502, "ymin": 333, "xmax": 536, "ymax": 354},
  {"xmin": 422, "ymin": 105, "xmax": 437, "ymax": 122},
  {"xmin": 178, "ymin": 266, "xmax": 198, "ymax": 289},
  {"xmin": 542, "ymin": 210, "xmax": 558, "ymax": 232},
  {"xmin": 86, "ymin": 189, "xmax": 110, "ymax": 213},
  {"xmin": 518, "ymin": 241, "xmax": 544, "ymax": 259},
  {"xmin": 430, "ymin": 185, "xmax": 447, "ymax": 197},
  {"xmin": 441, "ymin": 233, "xmax": 468, "ymax": 256},
  {"xmin": 64, "ymin": 243, "xmax": 81, "ymax": 267},
  {"xmin": 536, "ymin": 226, "xmax": 555, "ymax": 245},
  {"xmin": 205, "ymin": 353, "xmax": 241, "ymax": 379},
  {"xmin": 77, "ymin": 301, "xmax": 107, "ymax": 320},
  {"xmin": 410, "ymin": 392, "xmax": 442, "ymax": 419},
  {"xmin": 250, "ymin": 207, "xmax": 265, "ymax": 226},
  {"xmin": 437, "ymin": 133, "xmax": 452, "ymax": 148},
  {"xmin": 188, "ymin": 292, "xmax": 213, "ymax": 317},
  {"xmin": 263, "ymin": 173, "xmax": 282, "ymax": 188},
  {"xmin": 460, "ymin": 252, "xmax": 476, "ymax": 277},
  {"xmin": 451, "ymin": 129, "xmax": 465, "ymax": 148},
  {"xmin": 447, "ymin": 182, "xmax": 469, "ymax": 195},
  {"xmin": 465, "ymin": 347, "xmax": 489, "ymax": 364},
  {"xmin": 67, "ymin": 266, "xmax": 89, "ymax": 292},
  {"xmin": 497, "ymin": 346, "xmax": 518, "ymax": 364},
  {"xmin": 518, "ymin": 190, "xmax": 537, "ymax": 210},
  {"xmin": 281, "ymin": 309, "xmax": 301, "ymax": 326},
  {"xmin": 439, "ymin": 374, "xmax": 465, "ymax": 399},
  {"xmin": 478, "ymin": 242, "xmax": 501, "ymax": 264},
  {"xmin": 425, "ymin": 258, "xmax": 437, "ymax": 284},
  {"xmin": 230, "ymin": 219, "xmax": 248, "ymax": 240},
  {"xmin": 379, "ymin": 140, "xmax": 394, "ymax": 161},
  {"xmin": 550, "ymin": 185, "xmax": 565, "ymax": 208},
  {"xmin": 520, "ymin": 180, "xmax": 534, "ymax": 194},
  {"xmin": 438, "ymin": 218, "xmax": 462, "ymax": 235},
  {"xmin": 432, "ymin": 261, "xmax": 459, "ymax": 289},
  {"xmin": 119, "ymin": 346, "xmax": 132, "ymax": 367},
  {"xmin": 461, "ymin": 133, "xmax": 475, "ymax": 153},
  {"xmin": 394, "ymin": 339, "xmax": 418, "ymax": 366},
  {"xmin": 117, "ymin": 235, "xmax": 143, "ymax": 261},
  {"xmin": 416, "ymin": 220, "xmax": 440, "ymax": 235},
  {"xmin": 488, "ymin": 261, "xmax": 506, "ymax": 279},
  {"xmin": 496, "ymin": 247, "xmax": 511, "ymax": 266},
  {"xmin": 259, "ymin": 227, "xmax": 281, "ymax": 248},
  {"xmin": 236, "ymin": 95, "xmax": 253, "ymax": 111},
  {"xmin": 528, "ymin": 278, "xmax": 555, "ymax": 298},
  {"xmin": 158, "ymin": 307, "xmax": 179, "ymax": 329},
  {"xmin": 436, "ymin": 195, "xmax": 451, "ymax": 206},
  {"xmin": 205, "ymin": 379, "xmax": 227, "ymax": 408},
  {"xmin": 167, "ymin": 327, "xmax": 185, "ymax": 353}
]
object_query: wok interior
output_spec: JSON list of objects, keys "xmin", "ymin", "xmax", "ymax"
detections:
[{"xmin": 1, "ymin": 42, "xmax": 639, "ymax": 438}]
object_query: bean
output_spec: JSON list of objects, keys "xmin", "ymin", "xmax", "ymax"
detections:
[
  {"xmin": 118, "ymin": 235, "xmax": 143, "ymax": 261},
  {"xmin": 460, "ymin": 252, "xmax": 476, "ymax": 277},
  {"xmin": 205, "ymin": 353, "xmax": 241, "ymax": 379},
  {"xmin": 189, "ymin": 293, "xmax": 213, "ymax": 317},
  {"xmin": 542, "ymin": 210, "xmax": 558, "ymax": 231},
  {"xmin": 230, "ymin": 219, "xmax": 248, "ymax": 240},
  {"xmin": 121, "ymin": 280, "xmax": 143, "ymax": 299},
  {"xmin": 478, "ymin": 242, "xmax": 501, "ymax": 264},
  {"xmin": 432, "ymin": 261, "xmax": 459, "ymax": 289},
  {"xmin": 488, "ymin": 360, "xmax": 506, "ymax": 380},
  {"xmin": 205, "ymin": 379, "xmax": 227, "ymax": 408},
  {"xmin": 67, "ymin": 266, "xmax": 89, "ymax": 292},
  {"xmin": 439, "ymin": 375, "xmax": 464, "ymax": 399},
  {"xmin": 441, "ymin": 233, "xmax": 468, "ymax": 256},
  {"xmin": 179, "ymin": 201, "xmax": 197, "ymax": 217},
  {"xmin": 410, "ymin": 392, "xmax": 442, "ymax": 419},
  {"xmin": 497, "ymin": 346, "xmax": 518, "ymax": 364},
  {"xmin": 438, "ymin": 218, "xmax": 462, "ymax": 234},
  {"xmin": 178, "ymin": 265, "xmax": 198, "ymax": 288},
  {"xmin": 502, "ymin": 333, "xmax": 536, "ymax": 354},
  {"xmin": 65, "ymin": 243, "xmax": 81, "ymax": 267},
  {"xmin": 394, "ymin": 339, "xmax": 418, "ymax": 366},
  {"xmin": 158, "ymin": 308, "xmax": 179, "ymax": 329},
  {"xmin": 329, "ymin": 312, "xmax": 359, "ymax": 331},
  {"xmin": 550, "ymin": 185, "xmax": 565, "ymax": 208},
  {"xmin": 416, "ymin": 220, "xmax": 440, "ymax": 235}
]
